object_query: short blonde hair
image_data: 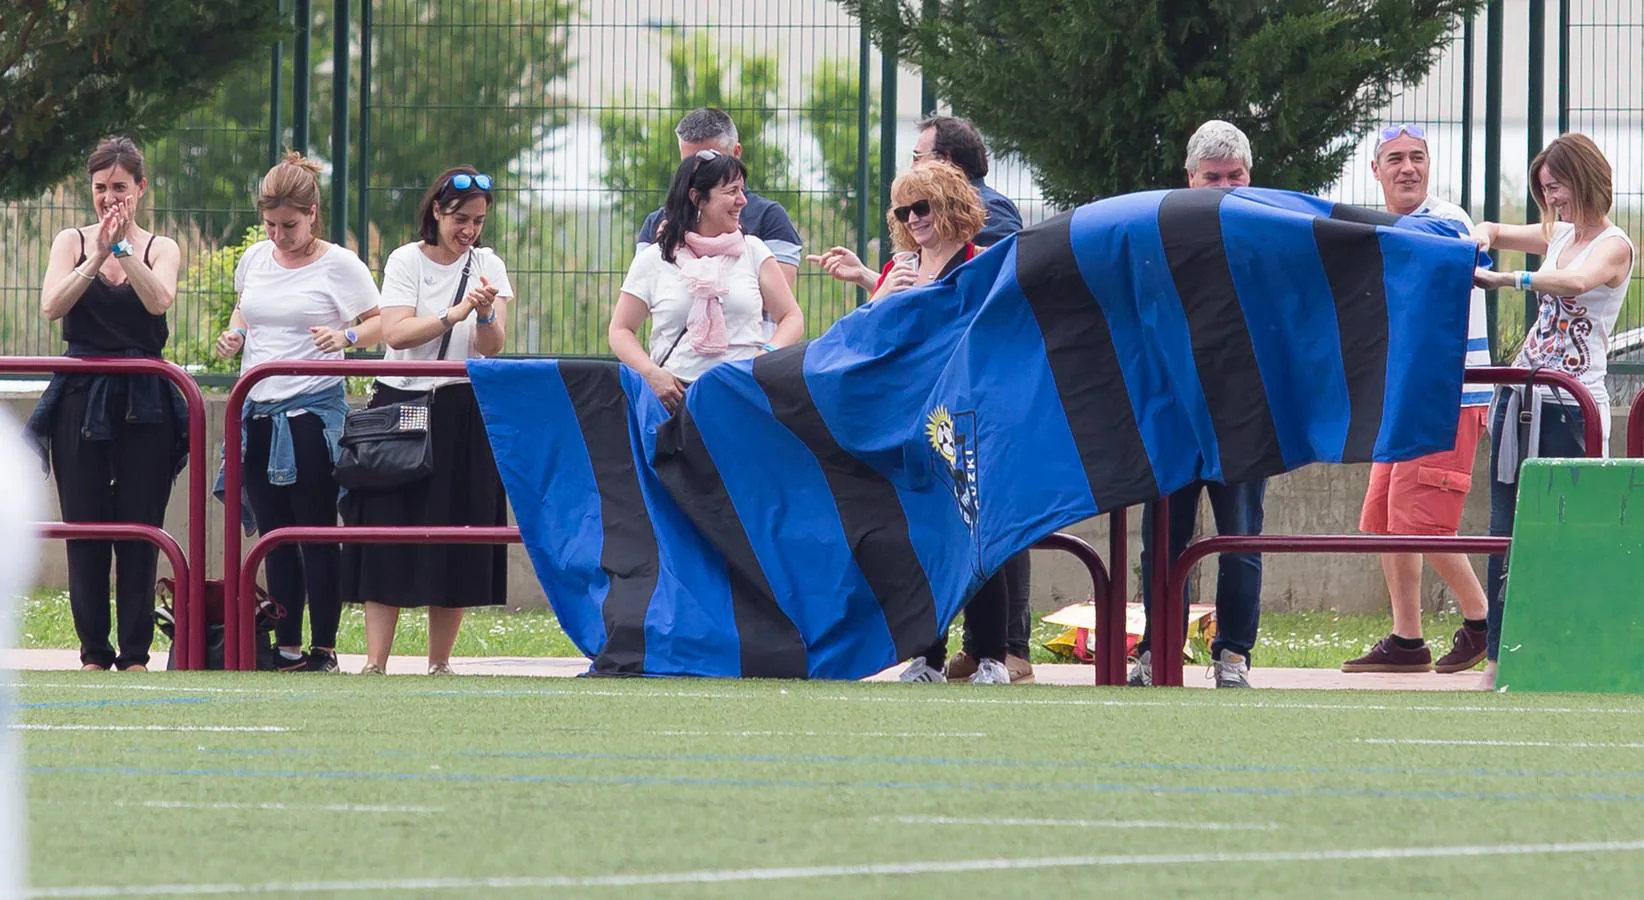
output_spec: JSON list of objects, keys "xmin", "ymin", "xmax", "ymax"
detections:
[
  {"xmin": 886, "ymin": 163, "xmax": 986, "ymax": 252},
  {"xmin": 1530, "ymin": 133, "xmax": 1613, "ymax": 241}
]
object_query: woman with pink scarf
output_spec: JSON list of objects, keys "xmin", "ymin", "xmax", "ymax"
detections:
[{"xmin": 609, "ymin": 150, "xmax": 804, "ymax": 411}]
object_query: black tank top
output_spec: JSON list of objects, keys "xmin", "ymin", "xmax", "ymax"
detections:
[{"xmin": 64, "ymin": 230, "xmax": 169, "ymax": 355}]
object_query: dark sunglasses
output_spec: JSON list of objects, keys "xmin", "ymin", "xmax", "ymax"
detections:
[
  {"xmin": 893, "ymin": 199, "xmax": 932, "ymax": 223},
  {"xmin": 446, "ymin": 172, "xmax": 493, "ymax": 193}
]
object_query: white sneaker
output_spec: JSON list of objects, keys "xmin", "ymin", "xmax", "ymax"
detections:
[
  {"xmin": 1211, "ymin": 649, "xmax": 1250, "ymax": 688},
  {"xmin": 1127, "ymin": 650, "xmax": 1152, "ymax": 686},
  {"xmin": 899, "ymin": 657, "xmax": 946, "ymax": 683},
  {"xmin": 969, "ymin": 658, "xmax": 1010, "ymax": 685}
]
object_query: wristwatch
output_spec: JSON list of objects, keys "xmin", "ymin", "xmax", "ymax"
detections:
[
  {"xmin": 111, "ymin": 239, "xmax": 133, "ymax": 259},
  {"xmin": 438, "ymin": 309, "xmax": 452, "ymax": 329}
]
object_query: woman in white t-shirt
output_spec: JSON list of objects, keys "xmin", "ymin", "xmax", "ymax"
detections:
[
  {"xmin": 341, "ymin": 167, "xmax": 512, "ymax": 676},
  {"xmin": 1473, "ymin": 132, "xmax": 1636, "ymax": 686},
  {"xmin": 215, "ymin": 152, "xmax": 383, "ymax": 673},
  {"xmin": 608, "ymin": 150, "xmax": 804, "ymax": 411}
]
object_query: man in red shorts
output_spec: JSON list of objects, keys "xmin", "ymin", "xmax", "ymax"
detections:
[{"xmin": 1342, "ymin": 124, "xmax": 1491, "ymax": 675}]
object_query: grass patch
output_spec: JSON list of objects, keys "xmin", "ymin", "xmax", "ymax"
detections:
[
  {"xmin": 17, "ymin": 673, "xmax": 1644, "ymax": 897},
  {"xmin": 21, "ymin": 590, "xmax": 1464, "ymax": 670}
]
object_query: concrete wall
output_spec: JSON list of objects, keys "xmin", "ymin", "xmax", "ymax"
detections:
[{"xmin": 14, "ymin": 394, "xmax": 1632, "ymax": 616}]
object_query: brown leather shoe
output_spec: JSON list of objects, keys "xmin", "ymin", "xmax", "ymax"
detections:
[
  {"xmin": 1341, "ymin": 636, "xmax": 1432, "ymax": 673},
  {"xmin": 1434, "ymin": 626, "xmax": 1488, "ymax": 673},
  {"xmin": 942, "ymin": 650, "xmax": 979, "ymax": 682},
  {"xmin": 1005, "ymin": 654, "xmax": 1035, "ymax": 684}
]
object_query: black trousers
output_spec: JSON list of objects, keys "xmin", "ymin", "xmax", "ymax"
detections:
[
  {"xmin": 50, "ymin": 386, "xmax": 175, "ymax": 669},
  {"xmin": 964, "ymin": 551, "xmax": 1031, "ymax": 659},
  {"xmin": 919, "ymin": 565, "xmax": 1011, "ymax": 669},
  {"xmin": 244, "ymin": 413, "xmax": 342, "ymax": 650}
]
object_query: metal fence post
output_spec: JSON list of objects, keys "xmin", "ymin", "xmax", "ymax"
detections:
[
  {"xmin": 1525, "ymin": 0, "xmax": 1545, "ymax": 339},
  {"xmin": 879, "ymin": 47, "xmax": 897, "ymax": 268},
  {"xmin": 1557, "ymin": 0, "xmax": 1570, "ymax": 134},
  {"xmin": 293, "ymin": 0, "xmax": 312, "ymax": 154},
  {"xmin": 1483, "ymin": 0, "xmax": 1503, "ymax": 360},
  {"xmin": 269, "ymin": 0, "xmax": 286, "ymax": 166},
  {"xmin": 357, "ymin": 0, "xmax": 372, "ymax": 263},
  {"xmin": 331, "ymin": 0, "xmax": 350, "ymax": 249},
  {"xmin": 856, "ymin": 29, "xmax": 871, "ymax": 306}
]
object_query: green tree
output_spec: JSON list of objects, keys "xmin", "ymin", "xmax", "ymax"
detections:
[
  {"xmin": 597, "ymin": 31, "xmax": 799, "ymax": 243},
  {"xmin": 839, "ymin": 0, "xmax": 1485, "ymax": 204},
  {"xmin": 803, "ymin": 59, "xmax": 881, "ymax": 248},
  {"xmin": 310, "ymin": 0, "xmax": 578, "ymax": 259},
  {"xmin": 0, "ymin": 0, "xmax": 286, "ymax": 200}
]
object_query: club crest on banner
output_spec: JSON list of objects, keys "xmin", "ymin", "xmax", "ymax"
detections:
[{"xmin": 924, "ymin": 404, "xmax": 980, "ymax": 541}]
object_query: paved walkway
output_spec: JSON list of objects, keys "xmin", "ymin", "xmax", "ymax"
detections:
[{"xmin": 2, "ymin": 648, "xmax": 1487, "ymax": 690}]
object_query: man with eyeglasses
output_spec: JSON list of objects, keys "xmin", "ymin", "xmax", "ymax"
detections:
[
  {"xmin": 1342, "ymin": 122, "xmax": 1493, "ymax": 676},
  {"xmin": 636, "ymin": 107, "xmax": 802, "ymax": 289},
  {"xmin": 911, "ymin": 114, "xmax": 1022, "ymax": 248},
  {"xmin": 1130, "ymin": 119, "xmax": 1267, "ymax": 689}
]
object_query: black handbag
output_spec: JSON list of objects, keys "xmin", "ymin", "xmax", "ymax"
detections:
[{"xmin": 333, "ymin": 251, "xmax": 473, "ymax": 491}]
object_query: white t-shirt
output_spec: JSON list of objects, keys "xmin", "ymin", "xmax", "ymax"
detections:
[
  {"xmin": 235, "ymin": 241, "xmax": 381, "ymax": 402},
  {"xmin": 1414, "ymin": 195, "xmax": 1493, "ymax": 407},
  {"xmin": 1516, "ymin": 221, "xmax": 1636, "ymax": 441},
  {"xmin": 377, "ymin": 243, "xmax": 515, "ymax": 392},
  {"xmin": 619, "ymin": 235, "xmax": 775, "ymax": 383}
]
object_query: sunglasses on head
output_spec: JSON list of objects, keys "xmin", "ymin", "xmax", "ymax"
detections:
[
  {"xmin": 693, "ymin": 149, "xmax": 723, "ymax": 162},
  {"xmin": 1374, "ymin": 124, "xmax": 1426, "ymax": 151},
  {"xmin": 893, "ymin": 199, "xmax": 932, "ymax": 223},
  {"xmin": 446, "ymin": 172, "xmax": 493, "ymax": 193}
]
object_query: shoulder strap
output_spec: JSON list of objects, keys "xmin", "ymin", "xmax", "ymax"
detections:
[
  {"xmin": 435, "ymin": 250, "xmax": 474, "ymax": 361},
  {"xmin": 75, "ymin": 228, "xmax": 87, "ymax": 265},
  {"xmin": 143, "ymin": 234, "xmax": 157, "ymax": 265}
]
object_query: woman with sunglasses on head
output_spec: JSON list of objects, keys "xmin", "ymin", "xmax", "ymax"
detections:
[
  {"xmin": 608, "ymin": 150, "xmax": 804, "ymax": 412},
  {"xmin": 31, "ymin": 136, "xmax": 185, "ymax": 673},
  {"xmin": 1472, "ymin": 133, "xmax": 1635, "ymax": 688},
  {"xmin": 341, "ymin": 167, "xmax": 512, "ymax": 676},
  {"xmin": 215, "ymin": 151, "xmax": 383, "ymax": 673}
]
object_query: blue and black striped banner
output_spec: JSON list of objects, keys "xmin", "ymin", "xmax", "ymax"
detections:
[{"xmin": 471, "ymin": 186, "xmax": 1479, "ymax": 679}]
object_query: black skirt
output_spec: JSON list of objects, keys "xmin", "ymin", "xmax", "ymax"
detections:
[{"xmin": 340, "ymin": 381, "xmax": 508, "ymax": 608}]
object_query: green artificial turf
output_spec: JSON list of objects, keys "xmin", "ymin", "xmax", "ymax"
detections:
[{"xmin": 15, "ymin": 673, "xmax": 1644, "ymax": 897}]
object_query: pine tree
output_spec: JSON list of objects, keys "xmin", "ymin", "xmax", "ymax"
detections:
[
  {"xmin": 0, "ymin": 1, "xmax": 286, "ymax": 200},
  {"xmin": 839, "ymin": 0, "xmax": 1485, "ymax": 204}
]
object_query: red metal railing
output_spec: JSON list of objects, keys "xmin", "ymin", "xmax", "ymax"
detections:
[
  {"xmin": 1629, "ymin": 389, "xmax": 1644, "ymax": 458},
  {"xmin": 222, "ymin": 360, "xmax": 473, "ymax": 668},
  {"xmin": 1029, "ymin": 530, "xmax": 1122, "ymax": 684},
  {"xmin": 1146, "ymin": 366, "xmax": 1604, "ymax": 687},
  {"xmin": 7, "ymin": 357, "xmax": 207, "ymax": 669}
]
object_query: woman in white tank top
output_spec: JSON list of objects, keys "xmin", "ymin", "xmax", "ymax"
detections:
[{"xmin": 1473, "ymin": 132, "xmax": 1636, "ymax": 687}]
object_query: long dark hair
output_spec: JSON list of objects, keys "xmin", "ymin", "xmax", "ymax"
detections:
[
  {"xmin": 656, "ymin": 150, "xmax": 748, "ymax": 264},
  {"xmin": 417, "ymin": 166, "xmax": 494, "ymax": 246}
]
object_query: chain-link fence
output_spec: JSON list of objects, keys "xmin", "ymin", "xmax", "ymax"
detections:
[{"xmin": 1, "ymin": 1, "xmax": 1639, "ymax": 402}]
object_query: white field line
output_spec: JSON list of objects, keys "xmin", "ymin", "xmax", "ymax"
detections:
[
  {"xmin": 883, "ymin": 815, "xmax": 1278, "ymax": 832},
  {"xmin": 118, "ymin": 800, "xmax": 441, "ymax": 814},
  {"xmin": 12, "ymin": 680, "xmax": 1644, "ymax": 715},
  {"xmin": 9, "ymin": 725, "xmax": 288, "ymax": 733},
  {"xmin": 27, "ymin": 839, "xmax": 1644, "ymax": 898},
  {"xmin": 1358, "ymin": 738, "xmax": 1644, "ymax": 749},
  {"xmin": 652, "ymin": 730, "xmax": 987, "ymax": 738}
]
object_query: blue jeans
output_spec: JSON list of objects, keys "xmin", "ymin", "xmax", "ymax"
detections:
[
  {"xmin": 1485, "ymin": 390, "xmax": 1590, "ymax": 661},
  {"xmin": 1138, "ymin": 478, "xmax": 1267, "ymax": 660}
]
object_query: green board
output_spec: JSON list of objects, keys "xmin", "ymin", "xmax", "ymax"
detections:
[{"xmin": 1497, "ymin": 458, "xmax": 1644, "ymax": 693}]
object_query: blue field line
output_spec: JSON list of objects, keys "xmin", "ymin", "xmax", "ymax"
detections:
[
  {"xmin": 17, "ymin": 697, "xmax": 211, "ymax": 711},
  {"xmin": 30, "ymin": 762, "xmax": 1644, "ymax": 805}
]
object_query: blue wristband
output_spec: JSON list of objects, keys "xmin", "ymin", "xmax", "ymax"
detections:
[
  {"xmin": 476, "ymin": 313, "xmax": 497, "ymax": 325},
  {"xmin": 1517, "ymin": 270, "xmax": 1534, "ymax": 291},
  {"xmin": 761, "ymin": 342, "xmax": 778, "ymax": 353},
  {"xmin": 344, "ymin": 328, "xmax": 358, "ymax": 347}
]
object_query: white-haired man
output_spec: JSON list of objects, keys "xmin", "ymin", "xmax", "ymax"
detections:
[
  {"xmin": 1129, "ymin": 119, "xmax": 1266, "ymax": 689},
  {"xmin": 1342, "ymin": 123, "xmax": 1492, "ymax": 676},
  {"xmin": 635, "ymin": 107, "xmax": 802, "ymax": 288}
]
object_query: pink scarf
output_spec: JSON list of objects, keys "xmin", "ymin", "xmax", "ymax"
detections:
[{"xmin": 675, "ymin": 231, "xmax": 745, "ymax": 357}]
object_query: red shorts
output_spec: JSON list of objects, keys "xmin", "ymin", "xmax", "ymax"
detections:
[{"xmin": 1359, "ymin": 406, "xmax": 1488, "ymax": 536}]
